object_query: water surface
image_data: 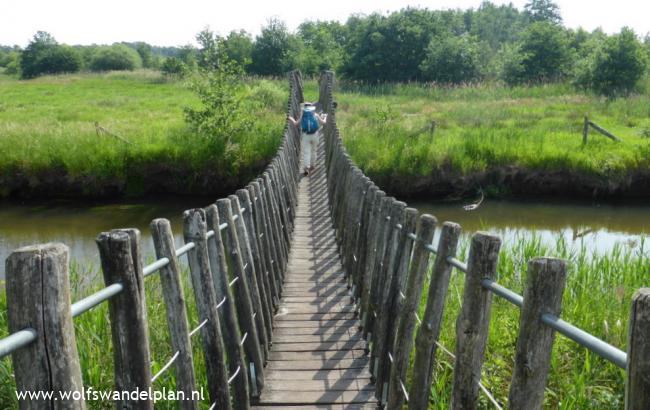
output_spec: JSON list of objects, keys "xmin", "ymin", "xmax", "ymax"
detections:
[
  {"xmin": 410, "ymin": 198, "xmax": 650, "ymax": 255},
  {"xmin": 0, "ymin": 197, "xmax": 211, "ymax": 280}
]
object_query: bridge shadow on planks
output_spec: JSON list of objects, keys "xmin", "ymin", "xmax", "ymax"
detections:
[{"xmin": 253, "ymin": 142, "xmax": 378, "ymax": 409}]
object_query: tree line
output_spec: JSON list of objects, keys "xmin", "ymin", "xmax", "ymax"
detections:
[{"xmin": 1, "ymin": 0, "xmax": 649, "ymax": 95}]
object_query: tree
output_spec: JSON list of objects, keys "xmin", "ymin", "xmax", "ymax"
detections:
[
  {"xmin": 575, "ymin": 27, "xmax": 648, "ymax": 96},
  {"xmin": 196, "ymin": 28, "xmax": 223, "ymax": 70},
  {"xmin": 524, "ymin": 0, "xmax": 562, "ymax": 24},
  {"xmin": 419, "ymin": 34, "xmax": 481, "ymax": 83},
  {"xmin": 20, "ymin": 31, "xmax": 82, "ymax": 78},
  {"xmin": 161, "ymin": 57, "xmax": 187, "ymax": 76},
  {"xmin": 250, "ymin": 18, "xmax": 296, "ymax": 76},
  {"xmin": 135, "ymin": 42, "xmax": 154, "ymax": 68},
  {"xmin": 293, "ymin": 21, "xmax": 346, "ymax": 75},
  {"xmin": 501, "ymin": 22, "xmax": 570, "ymax": 84},
  {"xmin": 223, "ymin": 30, "xmax": 253, "ymax": 70},
  {"xmin": 90, "ymin": 44, "xmax": 142, "ymax": 71}
]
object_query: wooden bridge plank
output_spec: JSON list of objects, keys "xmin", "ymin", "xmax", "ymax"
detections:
[{"xmin": 257, "ymin": 139, "xmax": 376, "ymax": 409}]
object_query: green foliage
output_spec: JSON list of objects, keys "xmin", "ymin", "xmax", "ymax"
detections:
[
  {"xmin": 20, "ymin": 31, "xmax": 82, "ymax": 79},
  {"xmin": 293, "ymin": 21, "xmax": 346, "ymax": 75},
  {"xmin": 420, "ymin": 34, "xmax": 482, "ymax": 84},
  {"xmin": 223, "ymin": 30, "xmax": 253, "ymax": 70},
  {"xmin": 575, "ymin": 28, "xmax": 648, "ymax": 96},
  {"xmin": 195, "ymin": 28, "xmax": 222, "ymax": 70},
  {"xmin": 3, "ymin": 52, "xmax": 21, "ymax": 75},
  {"xmin": 184, "ymin": 62, "xmax": 251, "ymax": 158},
  {"xmin": 500, "ymin": 22, "xmax": 571, "ymax": 84},
  {"xmin": 524, "ymin": 0, "xmax": 562, "ymax": 24},
  {"xmin": 134, "ymin": 42, "xmax": 154, "ymax": 68},
  {"xmin": 90, "ymin": 44, "xmax": 142, "ymax": 72},
  {"xmin": 250, "ymin": 18, "xmax": 295, "ymax": 76},
  {"xmin": 160, "ymin": 57, "xmax": 187, "ymax": 77}
]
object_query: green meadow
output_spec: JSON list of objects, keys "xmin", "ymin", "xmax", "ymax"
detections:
[
  {"xmin": 335, "ymin": 79, "xmax": 650, "ymax": 197},
  {"xmin": 0, "ymin": 70, "xmax": 287, "ymax": 198}
]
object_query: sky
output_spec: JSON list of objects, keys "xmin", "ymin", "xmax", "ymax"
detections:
[{"xmin": 1, "ymin": 0, "xmax": 648, "ymax": 47}]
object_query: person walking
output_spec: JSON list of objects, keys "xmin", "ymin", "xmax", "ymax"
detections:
[{"xmin": 289, "ymin": 103, "xmax": 327, "ymax": 176}]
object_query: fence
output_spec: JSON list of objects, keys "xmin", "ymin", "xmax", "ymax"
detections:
[
  {"xmin": 0, "ymin": 70, "xmax": 305, "ymax": 409},
  {"xmin": 319, "ymin": 70, "xmax": 650, "ymax": 410}
]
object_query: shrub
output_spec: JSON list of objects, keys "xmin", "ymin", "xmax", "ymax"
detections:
[
  {"xmin": 500, "ymin": 22, "xmax": 571, "ymax": 84},
  {"xmin": 20, "ymin": 31, "xmax": 82, "ymax": 79},
  {"xmin": 574, "ymin": 27, "xmax": 648, "ymax": 96},
  {"xmin": 419, "ymin": 34, "xmax": 482, "ymax": 84},
  {"xmin": 90, "ymin": 45, "xmax": 142, "ymax": 72},
  {"xmin": 184, "ymin": 62, "xmax": 251, "ymax": 153},
  {"xmin": 161, "ymin": 57, "xmax": 187, "ymax": 76}
]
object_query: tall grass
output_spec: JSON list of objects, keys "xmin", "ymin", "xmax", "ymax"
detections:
[
  {"xmin": 416, "ymin": 233, "xmax": 643, "ymax": 409},
  {"xmin": 0, "ymin": 71, "xmax": 288, "ymax": 198},
  {"xmin": 335, "ymin": 79, "xmax": 650, "ymax": 192},
  {"xmin": 0, "ymin": 260, "xmax": 210, "ymax": 409}
]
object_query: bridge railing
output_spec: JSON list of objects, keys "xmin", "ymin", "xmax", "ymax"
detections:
[
  {"xmin": 0, "ymin": 70, "xmax": 305, "ymax": 409},
  {"xmin": 319, "ymin": 70, "xmax": 650, "ymax": 409}
]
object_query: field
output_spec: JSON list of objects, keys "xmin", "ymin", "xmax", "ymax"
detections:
[
  {"xmin": 0, "ymin": 70, "xmax": 287, "ymax": 198},
  {"xmin": 335, "ymin": 79, "xmax": 650, "ymax": 198},
  {"xmin": 0, "ymin": 73, "xmax": 648, "ymax": 408}
]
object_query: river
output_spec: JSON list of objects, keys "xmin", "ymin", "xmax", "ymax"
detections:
[{"xmin": 1, "ymin": 197, "xmax": 649, "ymax": 280}]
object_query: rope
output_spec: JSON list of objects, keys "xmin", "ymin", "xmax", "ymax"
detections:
[{"xmin": 151, "ymin": 351, "xmax": 180, "ymax": 383}]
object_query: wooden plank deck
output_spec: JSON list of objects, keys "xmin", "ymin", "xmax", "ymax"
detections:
[{"xmin": 253, "ymin": 144, "xmax": 377, "ymax": 409}]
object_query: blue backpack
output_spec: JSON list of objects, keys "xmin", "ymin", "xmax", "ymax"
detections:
[{"xmin": 301, "ymin": 110, "xmax": 319, "ymax": 134}]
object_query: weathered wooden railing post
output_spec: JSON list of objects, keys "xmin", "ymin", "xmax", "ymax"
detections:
[
  {"xmin": 370, "ymin": 200, "xmax": 406, "ymax": 400},
  {"xmin": 97, "ymin": 229, "xmax": 153, "ymax": 410},
  {"xmin": 150, "ymin": 219, "xmax": 198, "ymax": 410},
  {"xmin": 237, "ymin": 188, "xmax": 275, "ymax": 335},
  {"xmin": 360, "ymin": 190, "xmax": 386, "ymax": 337},
  {"xmin": 625, "ymin": 288, "xmax": 650, "ymax": 409},
  {"xmin": 217, "ymin": 198, "xmax": 265, "ymax": 394},
  {"xmin": 204, "ymin": 205, "xmax": 251, "ymax": 410},
  {"xmin": 6, "ymin": 243, "xmax": 86, "ymax": 410},
  {"xmin": 375, "ymin": 206, "xmax": 418, "ymax": 404},
  {"xmin": 508, "ymin": 257, "xmax": 567, "ymax": 409},
  {"xmin": 252, "ymin": 181, "xmax": 282, "ymax": 303},
  {"xmin": 407, "ymin": 222, "xmax": 461, "ymax": 410},
  {"xmin": 230, "ymin": 194, "xmax": 270, "ymax": 359},
  {"xmin": 451, "ymin": 232, "xmax": 502, "ymax": 410},
  {"xmin": 182, "ymin": 209, "xmax": 232, "ymax": 410}
]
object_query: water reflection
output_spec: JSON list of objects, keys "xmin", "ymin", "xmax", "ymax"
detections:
[
  {"xmin": 410, "ymin": 199, "xmax": 650, "ymax": 255},
  {"xmin": 0, "ymin": 197, "xmax": 212, "ymax": 280}
]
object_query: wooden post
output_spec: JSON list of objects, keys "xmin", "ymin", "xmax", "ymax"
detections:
[
  {"xmin": 96, "ymin": 229, "xmax": 153, "ymax": 410},
  {"xmin": 217, "ymin": 198, "xmax": 265, "ymax": 394},
  {"xmin": 230, "ymin": 194, "xmax": 270, "ymax": 359},
  {"xmin": 582, "ymin": 116, "xmax": 589, "ymax": 145},
  {"xmin": 353, "ymin": 182, "xmax": 377, "ymax": 306},
  {"xmin": 6, "ymin": 243, "xmax": 86, "ymax": 410},
  {"xmin": 509, "ymin": 257, "xmax": 567, "ymax": 410},
  {"xmin": 238, "ymin": 188, "xmax": 275, "ymax": 326},
  {"xmin": 626, "ymin": 288, "xmax": 650, "ymax": 409},
  {"xmin": 451, "ymin": 232, "xmax": 502, "ymax": 410},
  {"xmin": 182, "ymin": 209, "xmax": 232, "ymax": 410},
  {"xmin": 204, "ymin": 205, "xmax": 251, "ymax": 410},
  {"xmin": 252, "ymin": 181, "xmax": 281, "ymax": 305},
  {"xmin": 365, "ymin": 196, "xmax": 394, "ymax": 342},
  {"xmin": 375, "ymin": 205, "xmax": 418, "ymax": 404},
  {"xmin": 359, "ymin": 190, "xmax": 385, "ymax": 337},
  {"xmin": 150, "ymin": 219, "xmax": 199, "ymax": 410},
  {"xmin": 407, "ymin": 222, "xmax": 461, "ymax": 410},
  {"xmin": 371, "ymin": 200, "xmax": 406, "ymax": 401}
]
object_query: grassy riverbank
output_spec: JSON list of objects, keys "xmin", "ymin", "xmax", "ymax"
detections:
[
  {"xmin": 0, "ymin": 233, "xmax": 641, "ymax": 408},
  {"xmin": 0, "ymin": 70, "xmax": 287, "ymax": 198},
  {"xmin": 422, "ymin": 233, "xmax": 640, "ymax": 409},
  {"xmin": 336, "ymin": 79, "xmax": 650, "ymax": 199}
]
